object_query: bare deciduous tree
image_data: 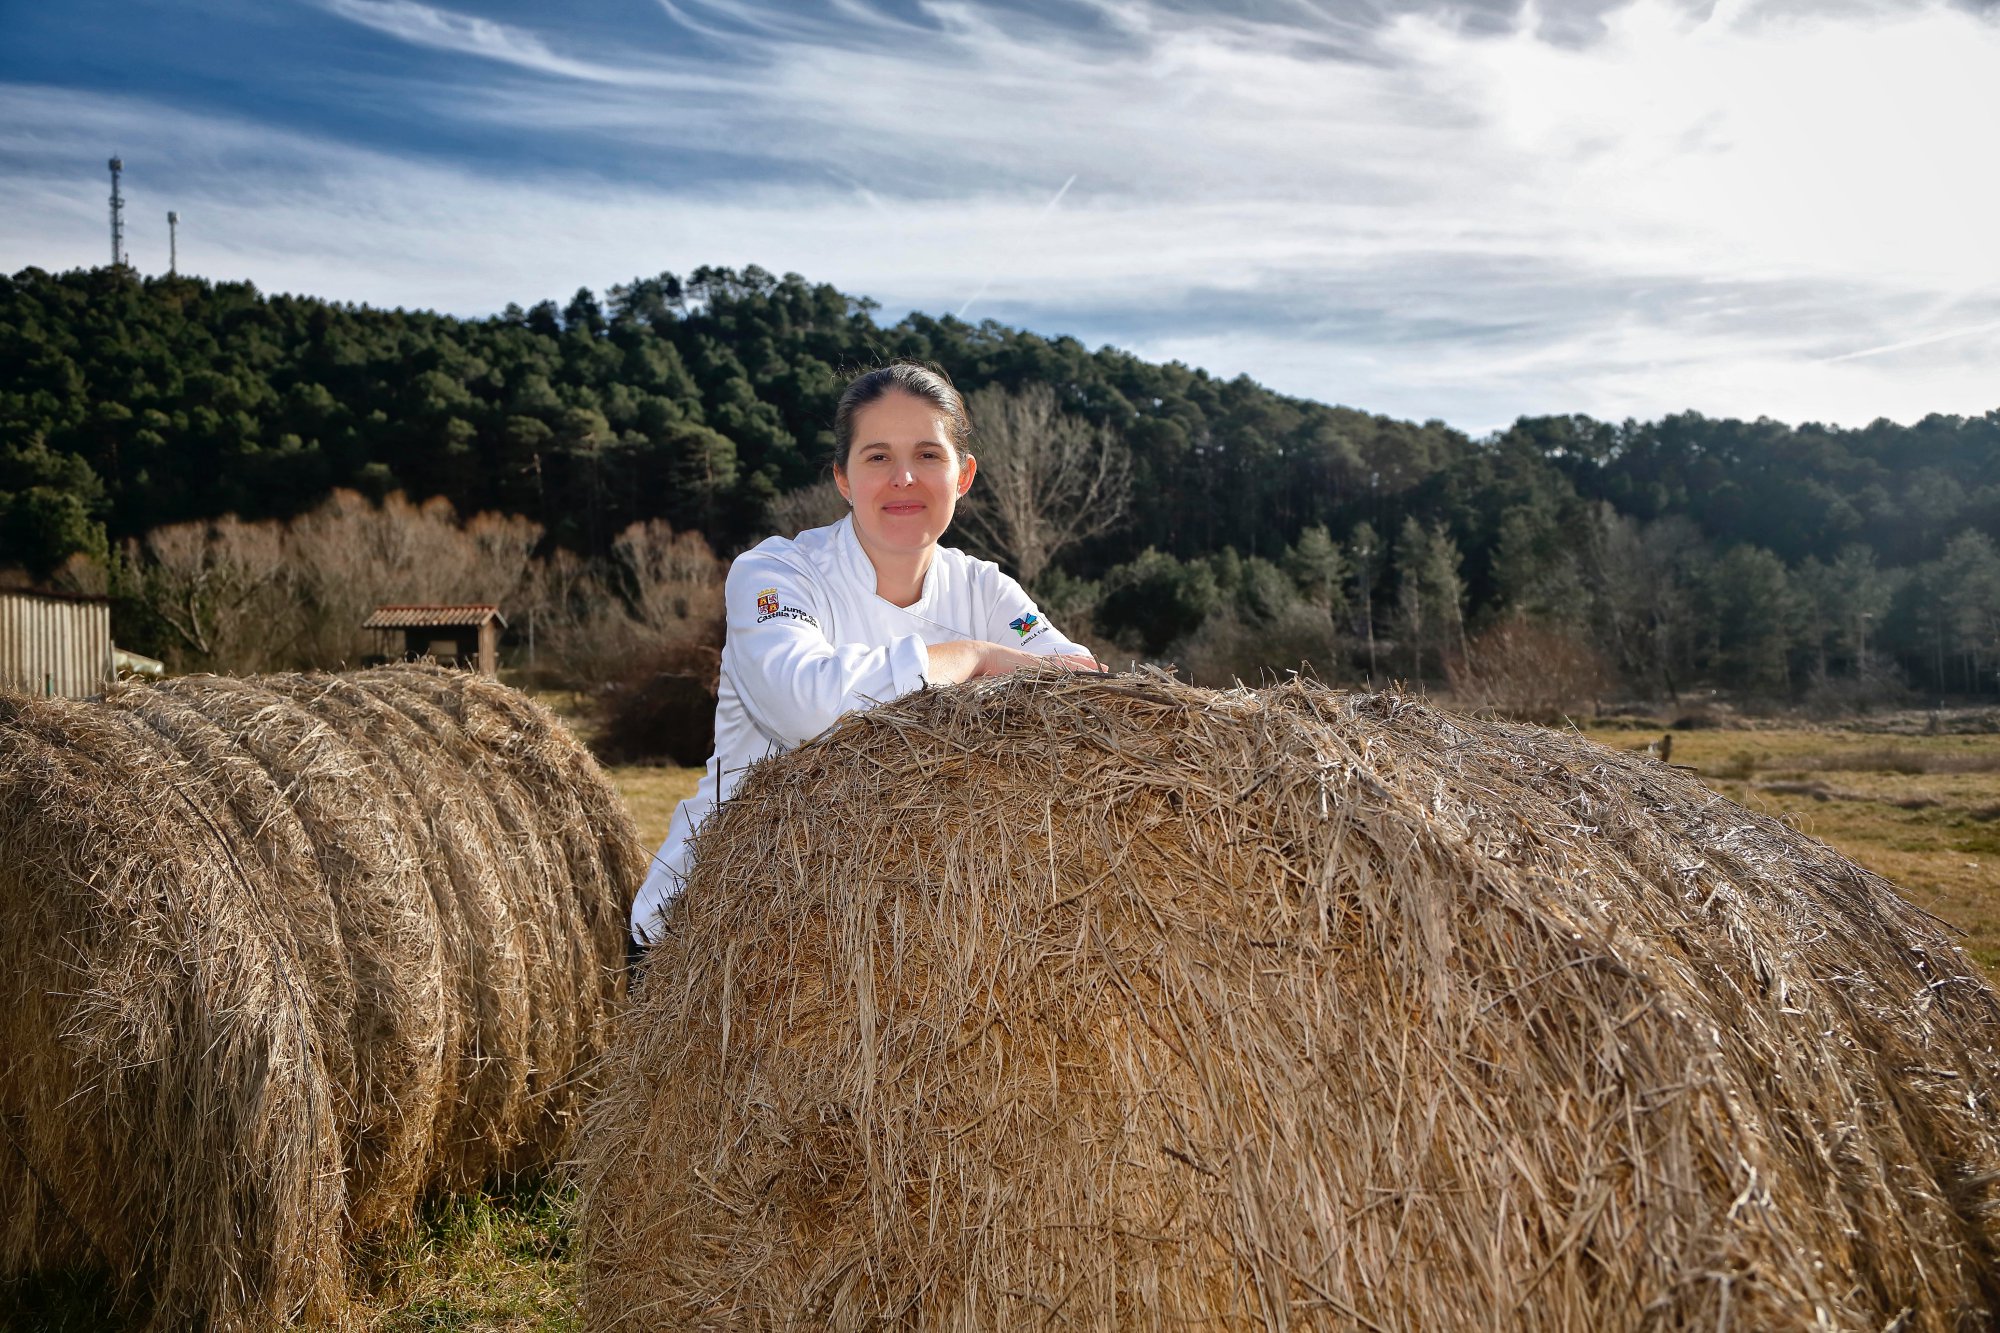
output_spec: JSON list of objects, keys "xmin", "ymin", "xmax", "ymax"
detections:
[
  {"xmin": 1445, "ymin": 616, "xmax": 1612, "ymax": 722},
  {"xmin": 460, "ymin": 509, "xmax": 545, "ymax": 604},
  {"xmin": 121, "ymin": 490, "xmax": 732, "ymax": 688},
  {"xmin": 522, "ymin": 546, "xmax": 615, "ymax": 684},
  {"xmin": 525, "ymin": 521, "xmax": 727, "ymax": 687},
  {"xmin": 612, "ymin": 519, "xmax": 725, "ymax": 653},
  {"xmin": 954, "ymin": 383, "xmax": 1132, "ymax": 588},
  {"xmin": 285, "ymin": 490, "xmax": 542, "ymax": 664},
  {"xmin": 766, "ymin": 479, "xmax": 848, "ymax": 537},
  {"xmin": 48, "ymin": 551, "xmax": 110, "ymax": 597},
  {"xmin": 135, "ymin": 516, "xmax": 294, "ymax": 670},
  {"xmin": 127, "ymin": 491, "xmax": 545, "ymax": 672}
]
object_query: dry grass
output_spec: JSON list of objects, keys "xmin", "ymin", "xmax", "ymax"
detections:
[
  {"xmin": 1794, "ymin": 746, "xmax": 2000, "ymax": 775},
  {"xmin": 0, "ymin": 664, "xmax": 644, "ymax": 1330},
  {"xmin": 581, "ymin": 671, "xmax": 2000, "ymax": 1329},
  {"xmin": 1587, "ymin": 725, "xmax": 2000, "ymax": 979},
  {"xmin": 603, "ymin": 764, "xmax": 703, "ymax": 857}
]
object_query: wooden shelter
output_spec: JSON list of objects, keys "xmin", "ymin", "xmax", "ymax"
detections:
[
  {"xmin": 362, "ymin": 605, "xmax": 505, "ymax": 677},
  {"xmin": 0, "ymin": 588, "xmax": 114, "ymax": 698}
]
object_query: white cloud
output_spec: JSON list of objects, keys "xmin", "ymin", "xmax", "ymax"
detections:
[
  {"xmin": 1379, "ymin": 0, "xmax": 2000, "ymax": 290},
  {"xmin": 5, "ymin": 0, "xmax": 1999, "ymax": 432}
]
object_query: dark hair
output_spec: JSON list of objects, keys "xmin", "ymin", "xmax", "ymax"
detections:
[{"xmin": 832, "ymin": 362, "xmax": 972, "ymax": 469}]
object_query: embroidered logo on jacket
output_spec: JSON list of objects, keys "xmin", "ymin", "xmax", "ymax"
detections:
[
  {"xmin": 1009, "ymin": 613, "xmax": 1040, "ymax": 639},
  {"xmin": 754, "ymin": 586, "xmax": 820, "ymax": 628}
]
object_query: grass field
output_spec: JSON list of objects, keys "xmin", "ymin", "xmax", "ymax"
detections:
[
  {"xmin": 8, "ymin": 727, "xmax": 1997, "ymax": 1331},
  {"xmin": 606, "ymin": 763, "xmax": 703, "ymax": 858},
  {"xmin": 1581, "ymin": 725, "xmax": 2000, "ymax": 974}
]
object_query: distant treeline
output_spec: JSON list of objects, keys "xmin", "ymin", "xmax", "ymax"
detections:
[{"xmin": 3, "ymin": 262, "xmax": 1998, "ymax": 705}]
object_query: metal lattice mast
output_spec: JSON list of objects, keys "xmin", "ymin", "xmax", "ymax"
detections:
[
  {"xmin": 168, "ymin": 211, "xmax": 179, "ymax": 275},
  {"xmin": 108, "ymin": 157, "xmax": 125, "ymax": 267}
]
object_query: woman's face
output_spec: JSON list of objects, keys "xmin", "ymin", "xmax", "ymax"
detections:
[{"xmin": 835, "ymin": 390, "xmax": 977, "ymax": 559}]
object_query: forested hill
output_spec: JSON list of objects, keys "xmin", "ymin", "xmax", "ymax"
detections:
[
  {"xmin": 5, "ymin": 262, "xmax": 2000, "ymax": 698},
  {"xmin": 0, "ymin": 263, "xmax": 1474, "ymax": 565}
]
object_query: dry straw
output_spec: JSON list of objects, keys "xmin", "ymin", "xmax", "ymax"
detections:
[
  {"xmin": 582, "ymin": 670, "xmax": 2000, "ymax": 1331},
  {"xmin": 0, "ymin": 663, "xmax": 645, "ymax": 1330}
]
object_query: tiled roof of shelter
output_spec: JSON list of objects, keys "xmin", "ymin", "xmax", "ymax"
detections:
[{"xmin": 362, "ymin": 604, "xmax": 506, "ymax": 629}]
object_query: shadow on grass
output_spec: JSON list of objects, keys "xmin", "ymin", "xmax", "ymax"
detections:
[{"xmin": 0, "ymin": 1269, "xmax": 124, "ymax": 1333}]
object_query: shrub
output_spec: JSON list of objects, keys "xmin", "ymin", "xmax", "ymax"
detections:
[{"xmin": 1446, "ymin": 616, "xmax": 1612, "ymax": 722}]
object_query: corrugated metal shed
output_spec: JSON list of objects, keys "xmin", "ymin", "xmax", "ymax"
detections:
[
  {"xmin": 361, "ymin": 605, "xmax": 506, "ymax": 629},
  {"xmin": 0, "ymin": 589, "xmax": 114, "ymax": 698}
]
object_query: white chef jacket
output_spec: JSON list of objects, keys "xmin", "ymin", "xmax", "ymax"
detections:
[{"xmin": 630, "ymin": 515, "xmax": 1089, "ymax": 943}]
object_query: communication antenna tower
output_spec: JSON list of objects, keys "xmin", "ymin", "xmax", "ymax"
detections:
[
  {"xmin": 108, "ymin": 157, "xmax": 126, "ymax": 268},
  {"xmin": 168, "ymin": 211, "xmax": 180, "ymax": 275}
]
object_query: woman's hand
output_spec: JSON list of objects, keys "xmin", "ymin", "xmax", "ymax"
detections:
[
  {"xmin": 924, "ymin": 640, "xmax": 1105, "ymax": 684},
  {"xmin": 976, "ymin": 644, "xmax": 1105, "ymax": 677}
]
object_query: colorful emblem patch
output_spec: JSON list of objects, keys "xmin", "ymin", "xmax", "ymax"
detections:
[
  {"xmin": 1009, "ymin": 613, "xmax": 1040, "ymax": 639},
  {"xmin": 753, "ymin": 587, "xmax": 819, "ymax": 628}
]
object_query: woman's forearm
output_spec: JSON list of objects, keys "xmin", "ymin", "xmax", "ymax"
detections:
[
  {"xmin": 922, "ymin": 639, "xmax": 988, "ymax": 684},
  {"xmin": 924, "ymin": 640, "xmax": 1106, "ymax": 683}
]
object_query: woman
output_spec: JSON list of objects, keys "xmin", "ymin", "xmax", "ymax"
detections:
[{"xmin": 630, "ymin": 363, "xmax": 1103, "ymax": 945}]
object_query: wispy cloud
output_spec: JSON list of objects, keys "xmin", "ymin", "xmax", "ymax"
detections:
[
  {"xmin": 320, "ymin": 0, "xmax": 673, "ymax": 86},
  {"xmin": 6, "ymin": 0, "xmax": 1999, "ymax": 432},
  {"xmin": 1820, "ymin": 317, "xmax": 2000, "ymax": 364}
]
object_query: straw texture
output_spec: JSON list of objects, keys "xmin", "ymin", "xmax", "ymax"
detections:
[
  {"xmin": 0, "ymin": 663, "xmax": 645, "ymax": 1330},
  {"xmin": 581, "ymin": 671, "xmax": 2000, "ymax": 1331}
]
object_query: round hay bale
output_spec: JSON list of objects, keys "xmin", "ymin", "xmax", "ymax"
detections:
[
  {"xmin": 236, "ymin": 671, "xmax": 539, "ymax": 1186},
  {"xmin": 580, "ymin": 672, "xmax": 2000, "ymax": 1330},
  {"xmin": 0, "ymin": 664, "xmax": 646, "ymax": 1330},
  {"xmin": 348, "ymin": 667, "xmax": 632, "ymax": 1166},
  {"xmin": 118, "ymin": 676, "xmax": 451, "ymax": 1231},
  {"xmin": 0, "ymin": 688, "xmax": 350, "ymax": 1327}
]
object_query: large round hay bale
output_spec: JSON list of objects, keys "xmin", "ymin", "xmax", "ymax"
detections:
[
  {"xmin": 0, "ymin": 663, "xmax": 645, "ymax": 1330},
  {"xmin": 580, "ymin": 672, "xmax": 2000, "ymax": 1330}
]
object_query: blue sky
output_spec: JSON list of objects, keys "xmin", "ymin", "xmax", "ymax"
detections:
[{"xmin": 3, "ymin": 0, "xmax": 1998, "ymax": 432}]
